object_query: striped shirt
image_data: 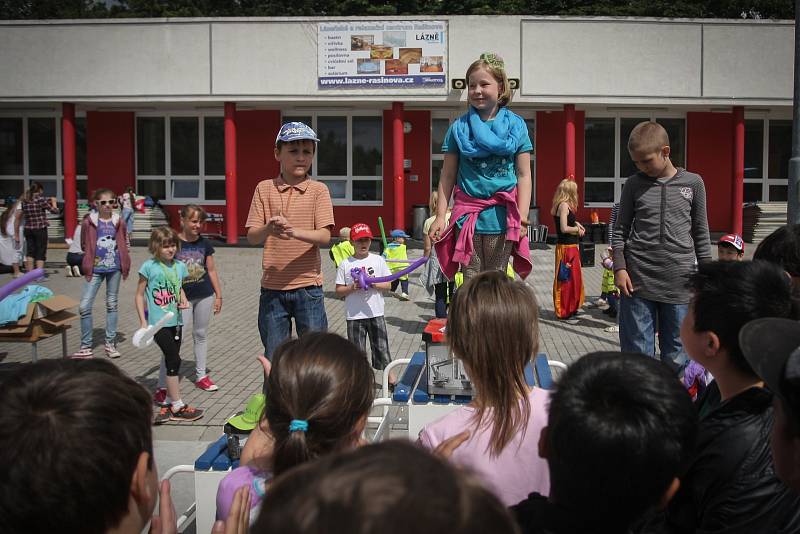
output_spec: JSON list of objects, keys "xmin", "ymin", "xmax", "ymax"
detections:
[{"xmin": 245, "ymin": 176, "xmax": 334, "ymax": 290}]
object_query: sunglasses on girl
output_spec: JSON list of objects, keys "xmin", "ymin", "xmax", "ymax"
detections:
[{"xmin": 97, "ymin": 200, "xmax": 117, "ymax": 206}]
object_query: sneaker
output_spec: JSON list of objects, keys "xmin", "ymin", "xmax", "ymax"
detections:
[
  {"xmin": 195, "ymin": 375, "xmax": 219, "ymax": 392},
  {"xmin": 169, "ymin": 405, "xmax": 204, "ymax": 422},
  {"xmin": 153, "ymin": 407, "xmax": 171, "ymax": 425},
  {"xmin": 399, "ymin": 292, "xmax": 410, "ymax": 301},
  {"xmin": 105, "ymin": 343, "xmax": 121, "ymax": 359},
  {"xmin": 604, "ymin": 324, "xmax": 620, "ymax": 333},
  {"xmin": 72, "ymin": 265, "xmax": 81, "ymax": 277},
  {"xmin": 153, "ymin": 388, "xmax": 168, "ymax": 406},
  {"xmin": 70, "ymin": 347, "xmax": 93, "ymax": 359},
  {"xmin": 64, "ymin": 266, "xmax": 73, "ymax": 277}
]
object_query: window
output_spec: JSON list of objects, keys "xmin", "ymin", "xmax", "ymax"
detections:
[
  {"xmin": 282, "ymin": 113, "xmax": 383, "ymax": 205},
  {"xmin": 136, "ymin": 113, "xmax": 225, "ymax": 203},
  {"xmin": 0, "ymin": 114, "xmax": 64, "ymax": 200},
  {"xmin": 744, "ymin": 117, "xmax": 791, "ymax": 203},
  {"xmin": 584, "ymin": 114, "xmax": 686, "ymax": 206}
]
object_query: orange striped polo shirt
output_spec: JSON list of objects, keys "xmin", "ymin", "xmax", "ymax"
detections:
[{"xmin": 245, "ymin": 176, "xmax": 335, "ymax": 290}]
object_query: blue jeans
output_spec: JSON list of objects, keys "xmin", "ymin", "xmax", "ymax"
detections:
[
  {"xmin": 79, "ymin": 270, "xmax": 121, "ymax": 348},
  {"xmin": 619, "ymin": 294, "xmax": 688, "ymax": 370},
  {"xmin": 121, "ymin": 208, "xmax": 134, "ymax": 235},
  {"xmin": 258, "ymin": 286, "xmax": 328, "ymax": 360}
]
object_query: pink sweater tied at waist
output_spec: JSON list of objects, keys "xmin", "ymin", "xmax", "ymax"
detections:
[{"xmin": 434, "ymin": 186, "xmax": 532, "ymax": 280}]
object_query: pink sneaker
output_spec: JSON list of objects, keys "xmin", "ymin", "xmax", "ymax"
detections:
[
  {"xmin": 195, "ymin": 375, "xmax": 219, "ymax": 392},
  {"xmin": 70, "ymin": 347, "xmax": 93, "ymax": 359},
  {"xmin": 153, "ymin": 388, "xmax": 168, "ymax": 406}
]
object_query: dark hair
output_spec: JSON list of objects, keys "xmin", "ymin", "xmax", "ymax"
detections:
[
  {"xmin": 448, "ymin": 271, "xmax": 539, "ymax": 456},
  {"xmin": 688, "ymin": 260, "xmax": 800, "ymax": 376},
  {"xmin": 92, "ymin": 188, "xmax": 115, "ymax": 202},
  {"xmin": 547, "ymin": 352, "xmax": 697, "ymax": 530},
  {"xmin": 179, "ymin": 203, "xmax": 207, "ymax": 221},
  {"xmin": 264, "ymin": 332, "xmax": 374, "ymax": 476},
  {"xmin": 0, "ymin": 359, "xmax": 153, "ymax": 534},
  {"xmin": 22, "ymin": 181, "xmax": 44, "ymax": 202},
  {"xmin": 275, "ymin": 138, "xmax": 317, "ymax": 153},
  {"xmin": 754, "ymin": 224, "xmax": 800, "ymax": 277},
  {"xmin": 254, "ymin": 440, "xmax": 519, "ymax": 534},
  {"xmin": 717, "ymin": 241, "xmax": 742, "ymax": 253},
  {"xmin": 0, "ymin": 200, "xmax": 17, "ymax": 237}
]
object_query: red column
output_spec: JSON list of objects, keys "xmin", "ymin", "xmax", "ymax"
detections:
[
  {"xmin": 62, "ymin": 103, "xmax": 77, "ymax": 238},
  {"xmin": 564, "ymin": 104, "xmax": 576, "ymax": 180},
  {"xmin": 732, "ymin": 106, "xmax": 744, "ymax": 236},
  {"xmin": 224, "ymin": 102, "xmax": 238, "ymax": 244},
  {"xmin": 392, "ymin": 102, "xmax": 405, "ymax": 230}
]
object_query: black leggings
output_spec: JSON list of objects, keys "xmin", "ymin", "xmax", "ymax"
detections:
[
  {"xmin": 154, "ymin": 325, "xmax": 183, "ymax": 376},
  {"xmin": 24, "ymin": 227, "xmax": 48, "ymax": 261}
]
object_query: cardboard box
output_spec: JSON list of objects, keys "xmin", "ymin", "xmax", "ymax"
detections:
[{"xmin": 0, "ymin": 294, "xmax": 78, "ymax": 340}]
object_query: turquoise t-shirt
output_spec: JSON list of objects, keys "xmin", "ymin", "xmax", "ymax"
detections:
[
  {"xmin": 139, "ymin": 258, "xmax": 189, "ymax": 327},
  {"xmin": 443, "ymin": 116, "xmax": 533, "ymax": 234}
]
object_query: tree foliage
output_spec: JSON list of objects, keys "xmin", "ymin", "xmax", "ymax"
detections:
[{"xmin": 0, "ymin": 0, "xmax": 794, "ymax": 19}]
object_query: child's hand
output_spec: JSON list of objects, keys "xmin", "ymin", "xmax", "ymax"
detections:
[
  {"xmin": 615, "ymin": 269, "xmax": 634, "ymax": 297},
  {"xmin": 148, "ymin": 479, "xmax": 177, "ymax": 534},
  {"xmin": 213, "ymin": 297, "xmax": 222, "ymax": 314},
  {"xmin": 178, "ymin": 299, "xmax": 190, "ymax": 309},
  {"xmin": 268, "ymin": 216, "xmax": 292, "ymax": 240},
  {"xmin": 432, "ymin": 430, "xmax": 470, "ymax": 460}
]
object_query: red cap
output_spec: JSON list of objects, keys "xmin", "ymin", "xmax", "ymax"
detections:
[
  {"xmin": 718, "ymin": 233, "xmax": 744, "ymax": 252},
  {"xmin": 350, "ymin": 223, "xmax": 373, "ymax": 241}
]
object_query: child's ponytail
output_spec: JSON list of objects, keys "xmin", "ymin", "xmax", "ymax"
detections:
[{"xmin": 264, "ymin": 333, "xmax": 374, "ymax": 476}]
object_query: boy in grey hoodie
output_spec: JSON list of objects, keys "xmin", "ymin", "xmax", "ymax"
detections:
[{"xmin": 612, "ymin": 121, "xmax": 711, "ymax": 371}]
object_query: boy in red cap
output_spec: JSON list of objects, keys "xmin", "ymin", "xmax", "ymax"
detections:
[
  {"xmin": 335, "ymin": 223, "xmax": 395, "ymax": 383},
  {"xmin": 718, "ymin": 233, "xmax": 745, "ymax": 261}
]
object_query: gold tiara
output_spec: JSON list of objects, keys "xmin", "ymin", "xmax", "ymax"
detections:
[{"xmin": 479, "ymin": 52, "xmax": 505, "ymax": 70}]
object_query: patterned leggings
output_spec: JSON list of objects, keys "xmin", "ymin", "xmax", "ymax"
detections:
[{"xmin": 462, "ymin": 233, "xmax": 513, "ymax": 284}]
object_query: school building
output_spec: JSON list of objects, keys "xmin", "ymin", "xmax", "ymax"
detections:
[{"xmin": 0, "ymin": 15, "xmax": 793, "ymax": 242}]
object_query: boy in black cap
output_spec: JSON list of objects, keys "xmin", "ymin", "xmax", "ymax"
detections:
[{"xmin": 740, "ymin": 317, "xmax": 800, "ymax": 493}]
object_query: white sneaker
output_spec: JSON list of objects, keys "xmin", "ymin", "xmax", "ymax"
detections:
[
  {"xmin": 105, "ymin": 343, "xmax": 121, "ymax": 358},
  {"xmin": 72, "ymin": 265, "xmax": 82, "ymax": 276},
  {"xmin": 604, "ymin": 325, "xmax": 620, "ymax": 333},
  {"xmin": 399, "ymin": 292, "xmax": 410, "ymax": 301},
  {"xmin": 65, "ymin": 266, "xmax": 73, "ymax": 277}
]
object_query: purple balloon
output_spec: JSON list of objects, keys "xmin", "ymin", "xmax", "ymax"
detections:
[
  {"xmin": 0, "ymin": 268, "xmax": 45, "ymax": 303},
  {"xmin": 350, "ymin": 256, "xmax": 428, "ymax": 290}
]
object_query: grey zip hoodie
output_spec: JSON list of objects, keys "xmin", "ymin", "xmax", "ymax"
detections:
[{"xmin": 611, "ymin": 169, "xmax": 712, "ymax": 304}]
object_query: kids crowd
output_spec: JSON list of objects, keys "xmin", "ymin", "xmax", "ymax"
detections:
[{"xmin": 1, "ymin": 50, "xmax": 800, "ymax": 534}]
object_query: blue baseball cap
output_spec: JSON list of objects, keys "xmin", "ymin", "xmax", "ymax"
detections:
[
  {"xmin": 275, "ymin": 122, "xmax": 320, "ymax": 146},
  {"xmin": 391, "ymin": 229, "xmax": 410, "ymax": 238}
]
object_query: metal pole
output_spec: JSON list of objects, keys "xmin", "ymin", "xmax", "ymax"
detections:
[{"xmin": 788, "ymin": 0, "xmax": 800, "ymax": 223}]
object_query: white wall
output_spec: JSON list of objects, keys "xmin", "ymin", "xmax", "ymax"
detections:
[{"xmin": 0, "ymin": 17, "xmax": 793, "ymax": 105}]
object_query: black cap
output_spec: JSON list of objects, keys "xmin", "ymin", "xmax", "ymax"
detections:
[{"xmin": 740, "ymin": 318, "xmax": 800, "ymax": 424}]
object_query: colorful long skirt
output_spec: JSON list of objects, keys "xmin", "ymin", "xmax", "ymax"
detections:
[{"xmin": 553, "ymin": 243, "xmax": 585, "ymax": 319}]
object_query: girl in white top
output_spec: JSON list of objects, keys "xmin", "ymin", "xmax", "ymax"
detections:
[{"xmin": 0, "ymin": 200, "xmax": 22, "ymax": 276}]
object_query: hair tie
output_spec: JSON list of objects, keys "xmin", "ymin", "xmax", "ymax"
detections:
[
  {"xmin": 479, "ymin": 52, "xmax": 505, "ymax": 70},
  {"xmin": 288, "ymin": 419, "xmax": 308, "ymax": 432}
]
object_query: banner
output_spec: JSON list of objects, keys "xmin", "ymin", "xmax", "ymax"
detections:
[{"xmin": 318, "ymin": 21, "xmax": 447, "ymax": 89}]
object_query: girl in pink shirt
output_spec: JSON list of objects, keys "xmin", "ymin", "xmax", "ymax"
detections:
[{"xmin": 418, "ymin": 271, "xmax": 550, "ymax": 506}]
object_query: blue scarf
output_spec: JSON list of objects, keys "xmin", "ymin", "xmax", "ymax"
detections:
[{"xmin": 452, "ymin": 106, "xmax": 528, "ymax": 159}]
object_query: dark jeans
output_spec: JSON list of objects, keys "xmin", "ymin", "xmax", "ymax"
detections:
[
  {"xmin": 258, "ymin": 286, "xmax": 328, "ymax": 359},
  {"xmin": 434, "ymin": 281, "xmax": 455, "ymax": 318},
  {"xmin": 619, "ymin": 294, "xmax": 687, "ymax": 371}
]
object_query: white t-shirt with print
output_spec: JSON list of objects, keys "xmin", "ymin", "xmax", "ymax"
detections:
[{"xmin": 336, "ymin": 253, "xmax": 391, "ymax": 320}]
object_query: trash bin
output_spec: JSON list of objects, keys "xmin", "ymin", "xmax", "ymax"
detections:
[
  {"xmin": 412, "ymin": 205, "xmax": 429, "ymax": 240},
  {"xmin": 528, "ymin": 206, "xmax": 540, "ymax": 229},
  {"xmin": 579, "ymin": 241, "xmax": 595, "ymax": 267}
]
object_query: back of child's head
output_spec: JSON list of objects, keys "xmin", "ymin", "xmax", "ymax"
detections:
[
  {"xmin": 92, "ymin": 187, "xmax": 114, "ymax": 201},
  {"xmin": 546, "ymin": 352, "xmax": 697, "ymax": 529},
  {"xmin": 339, "ymin": 226, "xmax": 351, "ymax": 240},
  {"xmin": 0, "ymin": 359, "xmax": 153, "ymax": 534},
  {"xmin": 253, "ymin": 440, "xmax": 519, "ymax": 534},
  {"xmin": 550, "ymin": 178, "xmax": 578, "ymax": 215},
  {"xmin": 688, "ymin": 260, "xmax": 800, "ymax": 377},
  {"xmin": 754, "ymin": 224, "xmax": 800, "ymax": 279},
  {"xmin": 23, "ymin": 181, "xmax": 44, "ymax": 201},
  {"xmin": 465, "ymin": 52, "xmax": 512, "ymax": 107},
  {"xmin": 448, "ymin": 271, "xmax": 538, "ymax": 456},
  {"xmin": 148, "ymin": 225, "xmax": 180, "ymax": 256},
  {"xmin": 265, "ymin": 332, "xmax": 375, "ymax": 476},
  {"xmin": 628, "ymin": 120, "xmax": 669, "ymax": 155},
  {"xmin": 179, "ymin": 203, "xmax": 207, "ymax": 222}
]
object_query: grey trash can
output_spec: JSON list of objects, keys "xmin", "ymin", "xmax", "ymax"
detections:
[
  {"xmin": 528, "ymin": 206, "xmax": 540, "ymax": 228},
  {"xmin": 412, "ymin": 205, "xmax": 429, "ymax": 240}
]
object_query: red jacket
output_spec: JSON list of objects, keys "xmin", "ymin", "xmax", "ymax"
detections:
[{"xmin": 80, "ymin": 212, "xmax": 131, "ymax": 280}]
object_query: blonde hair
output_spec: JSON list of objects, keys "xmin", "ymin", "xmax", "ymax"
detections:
[
  {"xmin": 428, "ymin": 191, "xmax": 438, "ymax": 215},
  {"xmin": 448, "ymin": 271, "xmax": 539, "ymax": 456},
  {"xmin": 627, "ymin": 121, "xmax": 670, "ymax": 155},
  {"xmin": 339, "ymin": 227, "xmax": 351, "ymax": 240},
  {"xmin": 551, "ymin": 179, "xmax": 579, "ymax": 216},
  {"xmin": 148, "ymin": 226, "xmax": 180, "ymax": 257},
  {"xmin": 466, "ymin": 53, "xmax": 512, "ymax": 108}
]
